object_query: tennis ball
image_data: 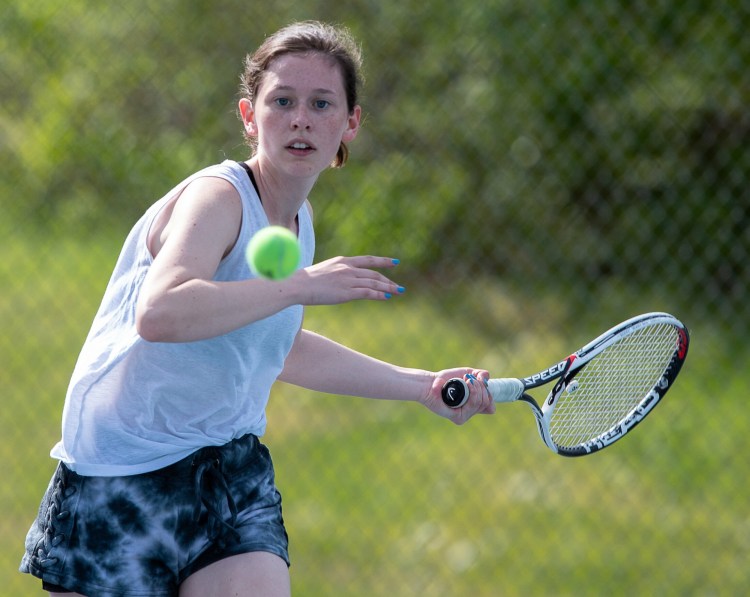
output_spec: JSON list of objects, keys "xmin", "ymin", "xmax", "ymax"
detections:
[{"xmin": 245, "ymin": 226, "xmax": 301, "ymax": 280}]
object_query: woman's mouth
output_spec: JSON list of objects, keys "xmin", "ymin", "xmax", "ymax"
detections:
[{"xmin": 287, "ymin": 142, "xmax": 315, "ymax": 155}]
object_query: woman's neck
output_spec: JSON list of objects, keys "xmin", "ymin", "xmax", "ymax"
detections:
[{"xmin": 247, "ymin": 158, "xmax": 316, "ymax": 231}]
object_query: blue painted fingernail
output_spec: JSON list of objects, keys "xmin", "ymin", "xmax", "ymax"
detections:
[
  {"xmin": 397, "ymin": 286, "xmax": 405, "ymax": 293},
  {"xmin": 392, "ymin": 259, "xmax": 400, "ymax": 265},
  {"xmin": 385, "ymin": 293, "xmax": 392, "ymax": 299}
]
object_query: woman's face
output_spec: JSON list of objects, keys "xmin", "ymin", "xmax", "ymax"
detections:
[{"xmin": 244, "ymin": 52, "xmax": 361, "ymax": 179}]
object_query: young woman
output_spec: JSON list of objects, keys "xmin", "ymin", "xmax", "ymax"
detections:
[{"xmin": 21, "ymin": 21, "xmax": 494, "ymax": 597}]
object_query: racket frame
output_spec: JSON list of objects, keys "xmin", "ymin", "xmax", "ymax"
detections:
[{"xmin": 445, "ymin": 312, "xmax": 690, "ymax": 457}]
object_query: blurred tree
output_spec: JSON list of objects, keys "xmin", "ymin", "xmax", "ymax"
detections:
[{"xmin": 1, "ymin": 0, "xmax": 748, "ymax": 323}]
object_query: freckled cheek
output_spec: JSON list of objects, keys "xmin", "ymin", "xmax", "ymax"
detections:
[
  {"xmin": 258, "ymin": 113, "xmax": 287, "ymax": 133},
  {"xmin": 320, "ymin": 115, "xmax": 350, "ymax": 142},
  {"xmin": 254, "ymin": 115, "xmax": 289, "ymax": 152}
]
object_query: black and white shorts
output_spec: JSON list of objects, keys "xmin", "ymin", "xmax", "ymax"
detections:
[{"xmin": 20, "ymin": 434, "xmax": 289, "ymax": 596}]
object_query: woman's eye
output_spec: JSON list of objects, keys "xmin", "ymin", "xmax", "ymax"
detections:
[
  {"xmin": 276, "ymin": 98, "xmax": 290, "ymax": 107},
  {"xmin": 314, "ymin": 100, "xmax": 330, "ymax": 109}
]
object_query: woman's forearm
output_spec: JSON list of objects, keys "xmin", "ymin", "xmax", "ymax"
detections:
[{"xmin": 278, "ymin": 329, "xmax": 433, "ymax": 401}]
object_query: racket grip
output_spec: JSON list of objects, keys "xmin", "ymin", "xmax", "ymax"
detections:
[
  {"xmin": 487, "ymin": 378, "xmax": 525, "ymax": 403},
  {"xmin": 442, "ymin": 377, "xmax": 525, "ymax": 408}
]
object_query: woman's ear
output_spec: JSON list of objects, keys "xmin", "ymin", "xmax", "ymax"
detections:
[
  {"xmin": 238, "ymin": 98, "xmax": 258, "ymax": 136},
  {"xmin": 341, "ymin": 105, "xmax": 362, "ymax": 143}
]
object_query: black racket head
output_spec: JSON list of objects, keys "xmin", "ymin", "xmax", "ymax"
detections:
[{"xmin": 544, "ymin": 313, "xmax": 689, "ymax": 457}]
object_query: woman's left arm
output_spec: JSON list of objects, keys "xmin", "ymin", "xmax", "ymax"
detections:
[{"xmin": 277, "ymin": 329, "xmax": 495, "ymax": 425}]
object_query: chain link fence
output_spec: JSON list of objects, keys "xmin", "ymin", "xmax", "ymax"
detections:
[{"xmin": 2, "ymin": 2, "xmax": 748, "ymax": 595}]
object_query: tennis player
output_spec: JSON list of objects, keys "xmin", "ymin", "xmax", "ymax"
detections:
[{"xmin": 20, "ymin": 21, "xmax": 494, "ymax": 597}]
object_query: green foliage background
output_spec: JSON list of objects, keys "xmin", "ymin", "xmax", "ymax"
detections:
[{"xmin": 2, "ymin": 1, "xmax": 748, "ymax": 595}]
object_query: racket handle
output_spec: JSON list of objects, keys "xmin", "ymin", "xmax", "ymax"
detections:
[
  {"xmin": 487, "ymin": 378, "xmax": 525, "ymax": 403},
  {"xmin": 442, "ymin": 377, "xmax": 525, "ymax": 408}
]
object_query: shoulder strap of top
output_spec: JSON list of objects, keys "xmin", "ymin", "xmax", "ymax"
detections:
[{"xmin": 236, "ymin": 161, "xmax": 261, "ymax": 200}]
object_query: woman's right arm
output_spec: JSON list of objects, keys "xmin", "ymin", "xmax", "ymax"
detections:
[
  {"xmin": 136, "ymin": 177, "xmax": 402, "ymax": 343},
  {"xmin": 136, "ymin": 176, "xmax": 294, "ymax": 342}
]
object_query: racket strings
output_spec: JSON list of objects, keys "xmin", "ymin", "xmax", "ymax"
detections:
[{"xmin": 548, "ymin": 323, "xmax": 678, "ymax": 448}]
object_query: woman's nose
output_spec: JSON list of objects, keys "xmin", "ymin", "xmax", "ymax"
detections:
[{"xmin": 291, "ymin": 107, "xmax": 311, "ymax": 130}]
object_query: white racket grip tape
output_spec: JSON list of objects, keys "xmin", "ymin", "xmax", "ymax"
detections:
[
  {"xmin": 487, "ymin": 378, "xmax": 525, "ymax": 403},
  {"xmin": 441, "ymin": 376, "xmax": 525, "ymax": 409}
]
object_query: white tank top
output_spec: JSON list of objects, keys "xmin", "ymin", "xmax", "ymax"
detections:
[{"xmin": 50, "ymin": 160, "xmax": 314, "ymax": 476}]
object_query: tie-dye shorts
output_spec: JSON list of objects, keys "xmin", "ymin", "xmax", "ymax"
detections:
[{"xmin": 20, "ymin": 434, "xmax": 289, "ymax": 596}]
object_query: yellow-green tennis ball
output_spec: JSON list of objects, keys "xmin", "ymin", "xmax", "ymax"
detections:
[{"xmin": 246, "ymin": 226, "xmax": 301, "ymax": 280}]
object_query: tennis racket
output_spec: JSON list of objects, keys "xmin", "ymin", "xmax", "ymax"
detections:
[{"xmin": 442, "ymin": 312, "xmax": 689, "ymax": 457}]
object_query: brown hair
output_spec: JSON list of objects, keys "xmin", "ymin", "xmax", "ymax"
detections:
[{"xmin": 239, "ymin": 21, "xmax": 363, "ymax": 168}]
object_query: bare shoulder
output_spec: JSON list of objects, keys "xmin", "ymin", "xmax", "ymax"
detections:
[
  {"xmin": 149, "ymin": 176, "xmax": 242, "ymax": 258},
  {"xmin": 177, "ymin": 175, "xmax": 243, "ymax": 215}
]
